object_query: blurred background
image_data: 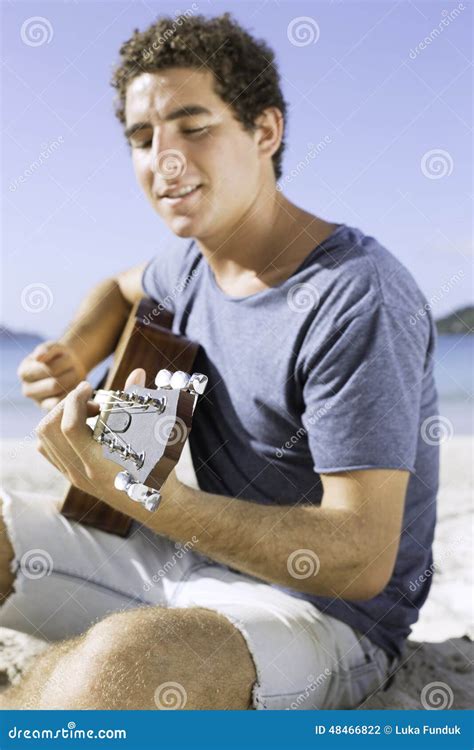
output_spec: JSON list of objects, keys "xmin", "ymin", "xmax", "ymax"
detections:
[{"xmin": 1, "ymin": 0, "xmax": 472, "ymax": 437}]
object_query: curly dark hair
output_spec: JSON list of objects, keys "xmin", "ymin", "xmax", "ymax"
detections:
[{"xmin": 111, "ymin": 12, "xmax": 287, "ymax": 179}]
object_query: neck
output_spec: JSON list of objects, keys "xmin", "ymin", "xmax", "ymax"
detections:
[{"xmin": 195, "ymin": 188, "xmax": 335, "ymax": 296}]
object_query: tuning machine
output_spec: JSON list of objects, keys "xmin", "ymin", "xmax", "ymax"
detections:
[
  {"xmin": 114, "ymin": 470, "xmax": 161, "ymax": 512},
  {"xmin": 154, "ymin": 369, "xmax": 208, "ymax": 396}
]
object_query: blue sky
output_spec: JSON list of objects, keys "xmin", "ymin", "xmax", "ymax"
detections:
[{"xmin": 2, "ymin": 0, "xmax": 472, "ymax": 337}]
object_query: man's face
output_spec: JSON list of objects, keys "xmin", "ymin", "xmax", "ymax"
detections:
[{"xmin": 125, "ymin": 67, "xmax": 266, "ymax": 240}]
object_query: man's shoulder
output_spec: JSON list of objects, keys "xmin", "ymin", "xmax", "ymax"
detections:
[{"xmin": 303, "ymin": 224, "xmax": 427, "ymax": 321}]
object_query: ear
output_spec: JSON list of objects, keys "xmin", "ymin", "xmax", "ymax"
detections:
[{"xmin": 254, "ymin": 107, "xmax": 284, "ymax": 162}]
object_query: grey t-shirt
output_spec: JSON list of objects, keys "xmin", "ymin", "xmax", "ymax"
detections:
[{"xmin": 142, "ymin": 224, "xmax": 439, "ymax": 660}]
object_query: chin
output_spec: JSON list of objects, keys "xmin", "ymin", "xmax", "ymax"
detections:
[
  {"xmin": 166, "ymin": 213, "xmax": 208, "ymax": 239},
  {"xmin": 167, "ymin": 219, "xmax": 197, "ymax": 238}
]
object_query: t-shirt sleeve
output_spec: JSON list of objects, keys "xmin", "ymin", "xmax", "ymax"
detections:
[
  {"xmin": 141, "ymin": 238, "xmax": 196, "ymax": 312},
  {"xmin": 300, "ymin": 303, "xmax": 429, "ymax": 473}
]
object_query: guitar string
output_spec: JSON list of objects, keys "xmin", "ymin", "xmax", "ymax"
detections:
[
  {"xmin": 96, "ymin": 418, "xmax": 140, "ymax": 460},
  {"xmin": 92, "ymin": 391, "xmax": 166, "ymax": 463},
  {"xmin": 92, "ymin": 389, "xmax": 165, "ymax": 414},
  {"xmin": 91, "ymin": 389, "xmax": 177, "ymax": 461}
]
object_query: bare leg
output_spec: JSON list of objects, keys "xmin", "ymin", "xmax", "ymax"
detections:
[
  {"xmin": 0, "ymin": 499, "xmax": 15, "ymax": 603},
  {"xmin": 0, "ymin": 636, "xmax": 84, "ymax": 709},
  {"xmin": 0, "ymin": 493, "xmax": 64, "ymax": 709},
  {"xmin": 1, "ymin": 606, "xmax": 257, "ymax": 710},
  {"xmin": 0, "ymin": 494, "xmax": 256, "ymax": 710}
]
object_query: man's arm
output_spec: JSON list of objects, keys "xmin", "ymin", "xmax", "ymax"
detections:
[
  {"xmin": 140, "ymin": 468, "xmax": 408, "ymax": 601},
  {"xmin": 18, "ymin": 263, "xmax": 147, "ymax": 409},
  {"xmin": 35, "ymin": 376, "xmax": 408, "ymax": 603},
  {"xmin": 58, "ymin": 262, "xmax": 147, "ymax": 374}
]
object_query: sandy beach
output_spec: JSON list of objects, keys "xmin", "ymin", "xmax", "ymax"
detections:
[{"xmin": 0, "ymin": 434, "xmax": 472, "ymax": 708}]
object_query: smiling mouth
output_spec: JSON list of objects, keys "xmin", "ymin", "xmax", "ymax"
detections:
[{"xmin": 159, "ymin": 184, "xmax": 202, "ymax": 201}]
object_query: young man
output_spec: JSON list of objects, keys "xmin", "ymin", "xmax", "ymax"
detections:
[{"xmin": 1, "ymin": 14, "xmax": 438, "ymax": 710}]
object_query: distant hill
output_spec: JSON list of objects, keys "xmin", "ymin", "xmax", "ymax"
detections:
[
  {"xmin": 1, "ymin": 306, "xmax": 473, "ymax": 343},
  {"xmin": 0, "ymin": 325, "xmax": 44, "ymax": 346},
  {"xmin": 436, "ymin": 306, "xmax": 474, "ymax": 335}
]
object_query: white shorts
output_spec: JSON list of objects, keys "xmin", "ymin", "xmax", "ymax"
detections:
[{"xmin": 0, "ymin": 485, "xmax": 396, "ymax": 710}]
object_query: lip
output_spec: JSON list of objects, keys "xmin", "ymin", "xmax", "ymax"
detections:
[{"xmin": 159, "ymin": 184, "xmax": 203, "ymax": 205}]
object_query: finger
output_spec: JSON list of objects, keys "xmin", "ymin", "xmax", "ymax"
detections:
[
  {"xmin": 40, "ymin": 396, "xmax": 62, "ymax": 412},
  {"xmin": 32, "ymin": 340, "xmax": 68, "ymax": 362},
  {"xmin": 35, "ymin": 404, "xmax": 69, "ymax": 471},
  {"xmin": 22, "ymin": 370, "xmax": 77, "ymax": 400},
  {"xmin": 36, "ymin": 440, "xmax": 63, "ymax": 472},
  {"xmin": 37, "ymin": 430, "xmax": 87, "ymax": 484},
  {"xmin": 36, "ymin": 437, "xmax": 69, "ymax": 476},
  {"xmin": 41, "ymin": 393, "xmax": 96, "ymax": 416},
  {"xmin": 18, "ymin": 357, "xmax": 72, "ymax": 383},
  {"xmin": 87, "ymin": 400, "xmax": 100, "ymax": 418},
  {"xmin": 61, "ymin": 381, "xmax": 94, "ymax": 449},
  {"xmin": 125, "ymin": 368, "xmax": 147, "ymax": 389}
]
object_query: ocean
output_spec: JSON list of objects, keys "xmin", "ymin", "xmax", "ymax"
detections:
[{"xmin": 0, "ymin": 333, "xmax": 472, "ymax": 439}]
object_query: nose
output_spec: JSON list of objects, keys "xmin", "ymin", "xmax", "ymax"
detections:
[{"xmin": 150, "ymin": 129, "xmax": 187, "ymax": 183}]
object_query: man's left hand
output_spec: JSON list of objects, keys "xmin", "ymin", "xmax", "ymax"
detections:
[
  {"xmin": 35, "ymin": 368, "xmax": 187, "ymax": 526},
  {"xmin": 35, "ymin": 368, "xmax": 146, "ymax": 500}
]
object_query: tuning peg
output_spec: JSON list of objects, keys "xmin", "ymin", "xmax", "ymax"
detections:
[
  {"xmin": 154, "ymin": 369, "xmax": 172, "ymax": 389},
  {"xmin": 126, "ymin": 482, "xmax": 162, "ymax": 511},
  {"xmin": 126, "ymin": 482, "xmax": 150, "ymax": 502},
  {"xmin": 114, "ymin": 470, "xmax": 134, "ymax": 492},
  {"xmin": 143, "ymin": 492, "xmax": 161, "ymax": 512},
  {"xmin": 170, "ymin": 370, "xmax": 191, "ymax": 390},
  {"xmin": 188, "ymin": 373, "xmax": 208, "ymax": 395}
]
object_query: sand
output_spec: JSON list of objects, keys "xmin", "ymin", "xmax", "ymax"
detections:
[{"xmin": 0, "ymin": 435, "xmax": 472, "ymax": 709}]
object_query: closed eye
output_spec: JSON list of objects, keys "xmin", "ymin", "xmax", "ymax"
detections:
[
  {"xmin": 182, "ymin": 126, "xmax": 209, "ymax": 136},
  {"xmin": 131, "ymin": 126, "xmax": 209, "ymax": 148}
]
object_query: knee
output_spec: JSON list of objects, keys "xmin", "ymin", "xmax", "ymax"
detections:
[
  {"xmin": 0, "ymin": 497, "xmax": 15, "ymax": 602},
  {"xmin": 42, "ymin": 608, "xmax": 178, "ymax": 709},
  {"xmin": 39, "ymin": 618, "xmax": 135, "ymax": 709},
  {"xmin": 68, "ymin": 607, "xmax": 256, "ymax": 709}
]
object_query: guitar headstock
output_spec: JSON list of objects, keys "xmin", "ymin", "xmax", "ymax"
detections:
[{"xmin": 88, "ymin": 369, "xmax": 207, "ymax": 510}]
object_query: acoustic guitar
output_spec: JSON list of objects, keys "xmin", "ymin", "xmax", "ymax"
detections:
[{"xmin": 60, "ymin": 297, "xmax": 206, "ymax": 537}]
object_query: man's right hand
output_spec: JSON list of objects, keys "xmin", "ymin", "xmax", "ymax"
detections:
[{"xmin": 17, "ymin": 341, "xmax": 87, "ymax": 412}]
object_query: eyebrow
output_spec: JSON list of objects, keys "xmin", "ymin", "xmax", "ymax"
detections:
[{"xmin": 125, "ymin": 105, "xmax": 212, "ymax": 139}]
